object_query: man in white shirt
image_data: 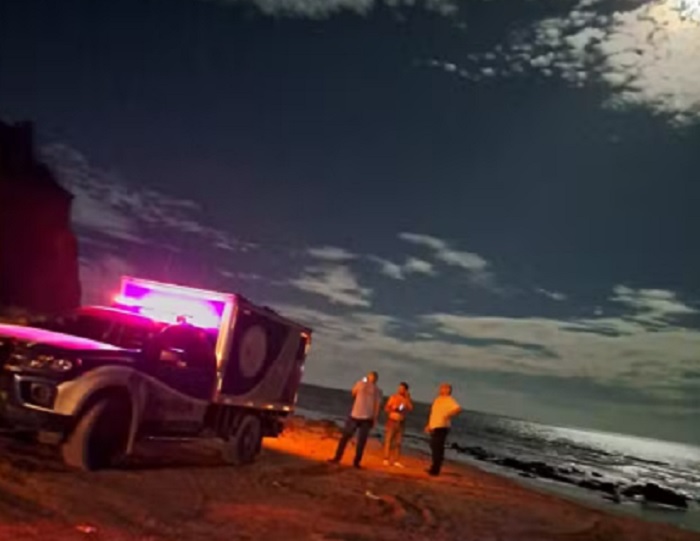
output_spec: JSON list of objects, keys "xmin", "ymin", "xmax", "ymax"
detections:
[
  {"xmin": 329, "ymin": 371, "xmax": 382, "ymax": 468},
  {"xmin": 425, "ymin": 383, "xmax": 461, "ymax": 476}
]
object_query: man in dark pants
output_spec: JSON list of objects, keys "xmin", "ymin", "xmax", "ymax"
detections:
[
  {"xmin": 329, "ymin": 371, "xmax": 382, "ymax": 468},
  {"xmin": 425, "ymin": 383, "xmax": 461, "ymax": 476}
]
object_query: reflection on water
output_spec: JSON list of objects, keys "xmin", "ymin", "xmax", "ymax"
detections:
[{"xmin": 460, "ymin": 415, "xmax": 700, "ymax": 499}]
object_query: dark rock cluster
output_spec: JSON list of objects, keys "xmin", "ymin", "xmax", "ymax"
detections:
[{"xmin": 450, "ymin": 443, "xmax": 690, "ymax": 510}]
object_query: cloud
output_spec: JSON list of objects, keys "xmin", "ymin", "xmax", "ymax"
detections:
[
  {"xmin": 307, "ymin": 246, "xmax": 359, "ymax": 262},
  {"xmin": 610, "ymin": 285, "xmax": 697, "ymax": 325},
  {"xmin": 536, "ymin": 287, "xmax": 568, "ymax": 302},
  {"xmin": 399, "ymin": 232, "xmax": 488, "ymax": 271},
  {"xmin": 372, "ymin": 256, "xmax": 436, "ymax": 280},
  {"xmin": 41, "ymin": 143, "xmax": 255, "ymax": 252},
  {"xmin": 205, "ymin": 0, "xmax": 458, "ymax": 18},
  {"xmin": 290, "ymin": 264, "xmax": 373, "ymax": 307},
  {"xmin": 398, "ymin": 232, "xmax": 496, "ymax": 289},
  {"xmin": 278, "ymin": 281, "xmax": 700, "ymax": 426},
  {"xmin": 404, "ymin": 257, "xmax": 435, "ymax": 275},
  {"xmin": 425, "ymin": 0, "xmax": 700, "ymax": 125}
]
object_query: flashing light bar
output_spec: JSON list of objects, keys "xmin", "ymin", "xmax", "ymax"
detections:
[{"xmin": 113, "ymin": 276, "xmax": 234, "ymax": 329}]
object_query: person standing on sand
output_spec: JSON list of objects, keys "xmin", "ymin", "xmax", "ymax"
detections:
[
  {"xmin": 329, "ymin": 371, "xmax": 383, "ymax": 469},
  {"xmin": 425, "ymin": 383, "xmax": 462, "ymax": 477},
  {"xmin": 383, "ymin": 381, "xmax": 413, "ymax": 467}
]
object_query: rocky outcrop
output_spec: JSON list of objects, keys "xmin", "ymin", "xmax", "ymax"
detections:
[
  {"xmin": 622, "ymin": 483, "xmax": 689, "ymax": 509},
  {"xmin": 449, "ymin": 442, "xmax": 691, "ymax": 510},
  {"xmin": 0, "ymin": 120, "xmax": 80, "ymax": 313}
]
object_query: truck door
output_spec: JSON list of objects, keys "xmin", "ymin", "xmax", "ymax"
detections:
[{"xmin": 147, "ymin": 324, "xmax": 217, "ymax": 401}]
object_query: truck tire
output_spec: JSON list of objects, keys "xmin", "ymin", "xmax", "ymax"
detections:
[
  {"xmin": 61, "ymin": 397, "xmax": 130, "ymax": 471},
  {"xmin": 222, "ymin": 414, "xmax": 262, "ymax": 466}
]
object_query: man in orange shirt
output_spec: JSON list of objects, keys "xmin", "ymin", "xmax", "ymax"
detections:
[{"xmin": 383, "ymin": 381, "xmax": 413, "ymax": 467}]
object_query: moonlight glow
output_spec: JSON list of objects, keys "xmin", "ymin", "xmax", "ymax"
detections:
[{"xmin": 669, "ymin": 0, "xmax": 700, "ymax": 21}]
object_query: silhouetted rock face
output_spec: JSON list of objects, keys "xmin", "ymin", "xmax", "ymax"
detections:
[{"xmin": 0, "ymin": 120, "xmax": 80, "ymax": 313}]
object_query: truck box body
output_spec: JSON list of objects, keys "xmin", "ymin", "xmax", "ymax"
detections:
[{"xmin": 114, "ymin": 276, "xmax": 310, "ymax": 412}]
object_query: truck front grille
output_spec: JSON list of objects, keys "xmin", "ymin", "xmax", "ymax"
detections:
[{"xmin": 0, "ymin": 339, "xmax": 13, "ymax": 368}]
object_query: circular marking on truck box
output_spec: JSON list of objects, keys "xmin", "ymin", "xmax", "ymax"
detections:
[{"xmin": 239, "ymin": 325, "xmax": 268, "ymax": 378}]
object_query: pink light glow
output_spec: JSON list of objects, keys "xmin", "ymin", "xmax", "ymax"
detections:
[
  {"xmin": 113, "ymin": 277, "xmax": 233, "ymax": 329},
  {"xmin": 0, "ymin": 324, "xmax": 121, "ymax": 351}
]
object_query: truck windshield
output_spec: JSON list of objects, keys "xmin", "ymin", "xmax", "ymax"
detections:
[{"xmin": 32, "ymin": 311, "xmax": 158, "ymax": 350}]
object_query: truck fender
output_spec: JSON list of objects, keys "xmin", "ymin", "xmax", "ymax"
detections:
[{"xmin": 54, "ymin": 365, "xmax": 149, "ymax": 454}]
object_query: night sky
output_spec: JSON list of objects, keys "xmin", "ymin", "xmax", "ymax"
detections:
[{"xmin": 1, "ymin": 0, "xmax": 699, "ymax": 443}]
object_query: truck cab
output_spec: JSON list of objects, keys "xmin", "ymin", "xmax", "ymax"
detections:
[{"xmin": 0, "ymin": 276, "xmax": 312, "ymax": 471}]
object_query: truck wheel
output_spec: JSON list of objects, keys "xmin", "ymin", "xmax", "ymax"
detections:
[
  {"xmin": 61, "ymin": 397, "xmax": 130, "ymax": 471},
  {"xmin": 222, "ymin": 414, "xmax": 262, "ymax": 466}
]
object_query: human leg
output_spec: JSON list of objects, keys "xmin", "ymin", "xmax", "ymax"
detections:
[
  {"xmin": 353, "ymin": 419, "xmax": 372, "ymax": 467},
  {"xmin": 390, "ymin": 422, "xmax": 404, "ymax": 464},
  {"xmin": 383, "ymin": 420, "xmax": 397, "ymax": 461},
  {"xmin": 331, "ymin": 418, "xmax": 358, "ymax": 462},
  {"xmin": 429, "ymin": 428, "xmax": 448, "ymax": 475}
]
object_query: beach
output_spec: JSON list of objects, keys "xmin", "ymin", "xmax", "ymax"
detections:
[{"xmin": 0, "ymin": 417, "xmax": 698, "ymax": 541}]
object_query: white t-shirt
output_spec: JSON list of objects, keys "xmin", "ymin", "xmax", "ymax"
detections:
[
  {"xmin": 428, "ymin": 395, "xmax": 461, "ymax": 430},
  {"xmin": 350, "ymin": 380, "xmax": 382, "ymax": 420}
]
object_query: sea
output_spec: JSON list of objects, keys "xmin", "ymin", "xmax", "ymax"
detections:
[{"xmin": 295, "ymin": 383, "xmax": 700, "ymax": 534}]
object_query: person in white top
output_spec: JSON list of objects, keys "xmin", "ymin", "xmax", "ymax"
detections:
[
  {"xmin": 425, "ymin": 383, "xmax": 461, "ymax": 476},
  {"xmin": 329, "ymin": 371, "xmax": 382, "ymax": 468}
]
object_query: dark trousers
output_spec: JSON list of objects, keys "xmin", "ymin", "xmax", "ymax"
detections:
[
  {"xmin": 333, "ymin": 417, "xmax": 372, "ymax": 466},
  {"xmin": 429, "ymin": 427, "xmax": 449, "ymax": 475}
]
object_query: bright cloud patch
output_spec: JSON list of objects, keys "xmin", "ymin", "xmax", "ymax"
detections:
[
  {"xmin": 536, "ymin": 288, "xmax": 568, "ymax": 302},
  {"xmin": 399, "ymin": 232, "xmax": 495, "ymax": 287},
  {"xmin": 399, "ymin": 232, "xmax": 488, "ymax": 270},
  {"xmin": 373, "ymin": 256, "xmax": 436, "ymax": 280},
  {"xmin": 426, "ymin": 0, "xmax": 700, "ymax": 125},
  {"xmin": 307, "ymin": 246, "xmax": 359, "ymax": 262},
  {"xmin": 290, "ymin": 264, "xmax": 373, "ymax": 307},
  {"xmin": 611, "ymin": 284, "xmax": 697, "ymax": 325}
]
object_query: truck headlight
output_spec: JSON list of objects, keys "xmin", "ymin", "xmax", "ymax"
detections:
[{"xmin": 25, "ymin": 354, "xmax": 77, "ymax": 372}]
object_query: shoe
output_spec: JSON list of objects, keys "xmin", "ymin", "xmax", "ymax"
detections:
[
  {"xmin": 327, "ymin": 458, "xmax": 340, "ymax": 464},
  {"xmin": 353, "ymin": 463, "xmax": 362, "ymax": 469},
  {"xmin": 393, "ymin": 462, "xmax": 405, "ymax": 468},
  {"xmin": 426, "ymin": 468, "xmax": 439, "ymax": 476}
]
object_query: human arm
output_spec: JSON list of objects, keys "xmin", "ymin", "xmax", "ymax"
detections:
[{"xmin": 445, "ymin": 397, "xmax": 462, "ymax": 421}]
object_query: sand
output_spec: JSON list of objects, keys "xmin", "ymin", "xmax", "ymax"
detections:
[{"xmin": 0, "ymin": 418, "xmax": 698, "ymax": 541}]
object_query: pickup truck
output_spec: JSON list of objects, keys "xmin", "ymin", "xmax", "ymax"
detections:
[{"xmin": 0, "ymin": 276, "xmax": 311, "ymax": 470}]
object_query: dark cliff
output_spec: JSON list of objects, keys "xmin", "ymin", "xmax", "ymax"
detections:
[{"xmin": 0, "ymin": 120, "xmax": 81, "ymax": 313}]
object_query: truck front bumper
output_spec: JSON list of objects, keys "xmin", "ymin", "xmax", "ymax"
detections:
[{"xmin": 0, "ymin": 372, "xmax": 71, "ymax": 435}]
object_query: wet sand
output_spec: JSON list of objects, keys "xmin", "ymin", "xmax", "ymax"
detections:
[{"xmin": 0, "ymin": 418, "xmax": 698, "ymax": 541}]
